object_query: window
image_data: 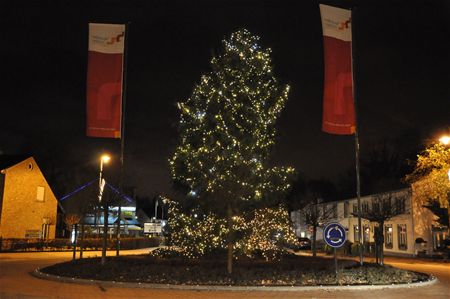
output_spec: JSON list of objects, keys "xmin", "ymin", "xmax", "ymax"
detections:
[
  {"xmin": 352, "ymin": 203, "xmax": 358, "ymax": 215},
  {"xmin": 372, "ymin": 201, "xmax": 380, "ymax": 213},
  {"xmin": 344, "ymin": 201, "xmax": 349, "ymax": 218},
  {"xmin": 333, "ymin": 203, "xmax": 337, "ymax": 218},
  {"xmin": 353, "ymin": 225, "xmax": 360, "ymax": 242},
  {"xmin": 384, "ymin": 224, "xmax": 393, "ymax": 249},
  {"xmin": 396, "ymin": 197, "xmax": 406, "ymax": 214},
  {"xmin": 398, "ymin": 224, "xmax": 407, "ymax": 250},
  {"xmin": 362, "ymin": 202, "xmax": 369, "ymax": 213},
  {"xmin": 363, "ymin": 225, "xmax": 370, "ymax": 243},
  {"xmin": 36, "ymin": 186, "xmax": 45, "ymax": 202}
]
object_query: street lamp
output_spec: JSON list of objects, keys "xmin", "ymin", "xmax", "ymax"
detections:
[{"xmin": 439, "ymin": 135, "xmax": 450, "ymax": 145}]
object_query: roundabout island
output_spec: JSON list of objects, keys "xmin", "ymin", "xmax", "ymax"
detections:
[{"xmin": 34, "ymin": 251, "xmax": 434, "ymax": 290}]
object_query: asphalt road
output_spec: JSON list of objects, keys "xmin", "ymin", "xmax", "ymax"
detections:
[{"xmin": 0, "ymin": 249, "xmax": 449, "ymax": 299}]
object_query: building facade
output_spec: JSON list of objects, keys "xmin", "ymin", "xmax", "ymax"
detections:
[
  {"xmin": 291, "ymin": 188, "xmax": 445, "ymax": 257},
  {"xmin": 0, "ymin": 157, "xmax": 58, "ymax": 239}
]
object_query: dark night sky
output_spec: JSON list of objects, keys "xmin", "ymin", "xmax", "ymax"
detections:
[{"xmin": 1, "ymin": 0, "xmax": 449, "ymax": 199}]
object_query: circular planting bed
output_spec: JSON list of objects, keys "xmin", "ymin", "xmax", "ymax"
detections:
[{"xmin": 40, "ymin": 253, "xmax": 430, "ymax": 286}]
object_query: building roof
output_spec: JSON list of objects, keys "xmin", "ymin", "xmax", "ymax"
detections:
[{"xmin": 0, "ymin": 155, "xmax": 30, "ymax": 171}]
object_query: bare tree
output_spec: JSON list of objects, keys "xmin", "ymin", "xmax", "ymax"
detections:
[
  {"xmin": 64, "ymin": 214, "xmax": 81, "ymax": 260},
  {"xmin": 302, "ymin": 198, "xmax": 334, "ymax": 256},
  {"xmin": 359, "ymin": 192, "xmax": 407, "ymax": 265}
]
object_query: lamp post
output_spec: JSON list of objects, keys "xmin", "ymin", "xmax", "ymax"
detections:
[
  {"xmin": 99, "ymin": 154, "xmax": 110, "ymax": 266},
  {"xmin": 98, "ymin": 154, "xmax": 110, "ymax": 202}
]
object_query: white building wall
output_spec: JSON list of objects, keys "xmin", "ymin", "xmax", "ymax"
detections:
[{"xmin": 290, "ymin": 188, "xmax": 436, "ymax": 257}]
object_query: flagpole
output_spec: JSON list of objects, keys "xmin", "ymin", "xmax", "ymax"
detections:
[
  {"xmin": 116, "ymin": 22, "xmax": 130, "ymax": 256},
  {"xmin": 351, "ymin": 7, "xmax": 364, "ymax": 266}
]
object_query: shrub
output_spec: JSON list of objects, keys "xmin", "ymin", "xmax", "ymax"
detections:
[{"xmin": 351, "ymin": 242, "xmax": 361, "ymax": 256}]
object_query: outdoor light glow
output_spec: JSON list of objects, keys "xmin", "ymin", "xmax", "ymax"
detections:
[
  {"xmin": 101, "ymin": 154, "xmax": 111, "ymax": 163},
  {"xmin": 439, "ymin": 136, "xmax": 450, "ymax": 145},
  {"xmin": 166, "ymin": 198, "xmax": 297, "ymax": 260},
  {"xmin": 71, "ymin": 228, "xmax": 76, "ymax": 243}
]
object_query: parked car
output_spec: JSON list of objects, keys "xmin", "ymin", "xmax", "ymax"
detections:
[{"xmin": 297, "ymin": 237, "xmax": 311, "ymax": 250}]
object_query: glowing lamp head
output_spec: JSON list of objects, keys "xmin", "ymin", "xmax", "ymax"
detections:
[
  {"xmin": 439, "ymin": 135, "xmax": 450, "ymax": 145},
  {"xmin": 101, "ymin": 154, "xmax": 111, "ymax": 164}
]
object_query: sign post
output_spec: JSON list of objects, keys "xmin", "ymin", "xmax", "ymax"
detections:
[{"xmin": 323, "ymin": 222, "xmax": 347, "ymax": 283}]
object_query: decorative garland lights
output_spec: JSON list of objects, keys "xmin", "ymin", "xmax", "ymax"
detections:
[{"xmin": 167, "ymin": 200, "xmax": 298, "ymax": 260}]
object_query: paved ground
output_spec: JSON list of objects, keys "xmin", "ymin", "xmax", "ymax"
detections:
[{"xmin": 0, "ymin": 249, "xmax": 449, "ymax": 298}]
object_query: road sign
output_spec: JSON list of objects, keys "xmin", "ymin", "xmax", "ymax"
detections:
[
  {"xmin": 323, "ymin": 222, "xmax": 346, "ymax": 248},
  {"xmin": 144, "ymin": 222, "xmax": 162, "ymax": 234}
]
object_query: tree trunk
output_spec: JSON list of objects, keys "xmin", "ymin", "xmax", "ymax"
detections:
[
  {"xmin": 312, "ymin": 225, "xmax": 317, "ymax": 257},
  {"xmin": 226, "ymin": 204, "xmax": 233, "ymax": 275},
  {"xmin": 72, "ymin": 224, "xmax": 78, "ymax": 260},
  {"xmin": 379, "ymin": 221, "xmax": 384, "ymax": 266},
  {"xmin": 79, "ymin": 222, "xmax": 84, "ymax": 259},
  {"xmin": 375, "ymin": 243, "xmax": 379, "ymax": 264},
  {"xmin": 380, "ymin": 244, "xmax": 384, "ymax": 266}
]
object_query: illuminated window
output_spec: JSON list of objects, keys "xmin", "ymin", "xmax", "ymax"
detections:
[
  {"xmin": 385, "ymin": 224, "xmax": 393, "ymax": 249},
  {"xmin": 353, "ymin": 225, "xmax": 360, "ymax": 242},
  {"xmin": 398, "ymin": 224, "xmax": 407, "ymax": 250},
  {"xmin": 36, "ymin": 186, "xmax": 45, "ymax": 202}
]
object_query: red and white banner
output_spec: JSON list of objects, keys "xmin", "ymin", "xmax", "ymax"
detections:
[
  {"xmin": 86, "ymin": 23, "xmax": 125, "ymax": 138},
  {"xmin": 319, "ymin": 5, "xmax": 355, "ymax": 135}
]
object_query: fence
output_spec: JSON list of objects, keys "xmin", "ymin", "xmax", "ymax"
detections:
[{"xmin": 0, "ymin": 237, "xmax": 160, "ymax": 252}]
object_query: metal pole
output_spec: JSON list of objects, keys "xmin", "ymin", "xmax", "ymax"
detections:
[
  {"xmin": 116, "ymin": 22, "xmax": 130, "ymax": 256},
  {"xmin": 97, "ymin": 160, "xmax": 103, "ymax": 235},
  {"xmin": 334, "ymin": 247, "xmax": 338, "ymax": 283},
  {"xmin": 351, "ymin": 7, "xmax": 364, "ymax": 266},
  {"xmin": 101, "ymin": 193, "xmax": 108, "ymax": 265}
]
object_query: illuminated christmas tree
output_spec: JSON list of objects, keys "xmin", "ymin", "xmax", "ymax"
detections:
[{"xmin": 170, "ymin": 29, "xmax": 295, "ymax": 273}]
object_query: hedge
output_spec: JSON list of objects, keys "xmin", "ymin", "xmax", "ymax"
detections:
[{"xmin": 0, "ymin": 237, "xmax": 160, "ymax": 252}]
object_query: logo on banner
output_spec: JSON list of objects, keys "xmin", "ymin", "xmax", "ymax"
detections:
[
  {"xmin": 107, "ymin": 32, "xmax": 125, "ymax": 45},
  {"xmin": 338, "ymin": 18, "xmax": 351, "ymax": 30},
  {"xmin": 91, "ymin": 32, "xmax": 124, "ymax": 47},
  {"xmin": 323, "ymin": 18, "xmax": 351, "ymax": 32}
]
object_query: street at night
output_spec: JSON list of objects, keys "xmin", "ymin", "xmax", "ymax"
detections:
[{"xmin": 0, "ymin": 249, "xmax": 449, "ymax": 298}]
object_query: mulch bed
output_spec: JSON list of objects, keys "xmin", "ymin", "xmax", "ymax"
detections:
[{"xmin": 41, "ymin": 254, "xmax": 430, "ymax": 286}]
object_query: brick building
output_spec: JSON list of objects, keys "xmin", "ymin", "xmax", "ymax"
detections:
[{"xmin": 0, "ymin": 156, "xmax": 58, "ymax": 239}]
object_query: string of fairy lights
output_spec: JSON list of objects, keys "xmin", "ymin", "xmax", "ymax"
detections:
[
  {"xmin": 167, "ymin": 200, "xmax": 298, "ymax": 260},
  {"xmin": 167, "ymin": 29, "xmax": 297, "ymax": 260}
]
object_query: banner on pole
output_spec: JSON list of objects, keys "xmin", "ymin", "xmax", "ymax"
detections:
[
  {"xmin": 319, "ymin": 5, "xmax": 355, "ymax": 135},
  {"xmin": 86, "ymin": 23, "xmax": 125, "ymax": 138}
]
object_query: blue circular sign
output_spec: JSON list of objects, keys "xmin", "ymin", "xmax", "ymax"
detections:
[{"xmin": 323, "ymin": 222, "xmax": 347, "ymax": 248}]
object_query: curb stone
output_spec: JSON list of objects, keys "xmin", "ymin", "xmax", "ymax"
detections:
[{"xmin": 31, "ymin": 268, "xmax": 438, "ymax": 292}]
